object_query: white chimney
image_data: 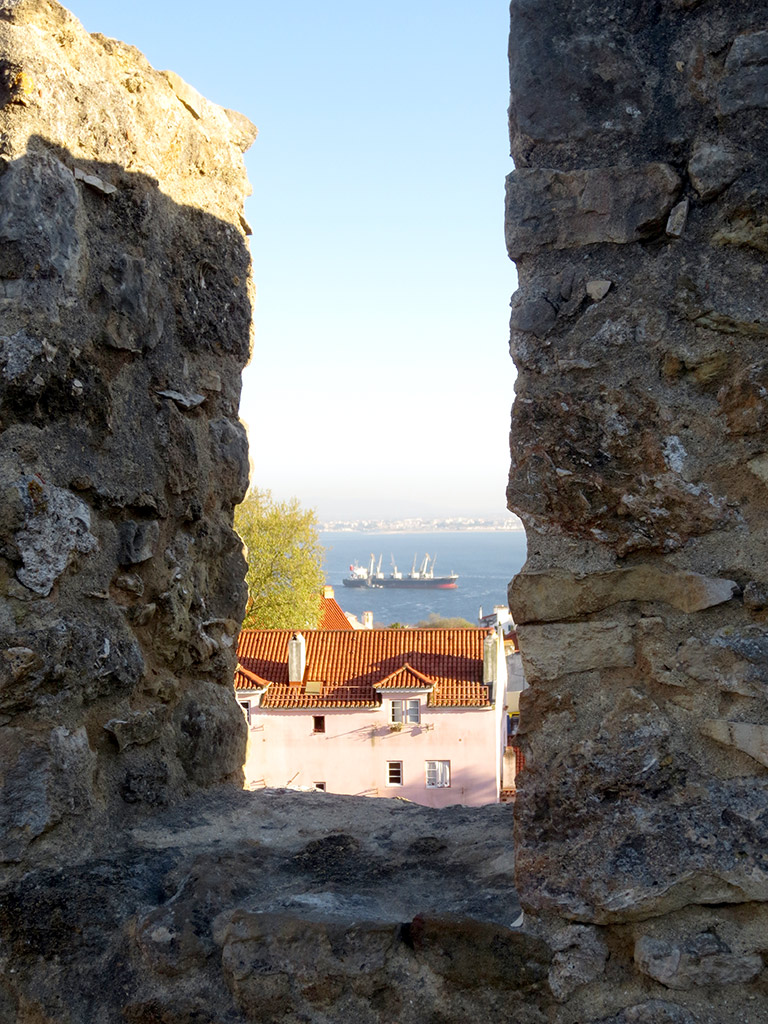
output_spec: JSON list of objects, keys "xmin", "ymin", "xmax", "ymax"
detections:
[
  {"xmin": 483, "ymin": 631, "xmax": 497, "ymax": 684},
  {"xmin": 288, "ymin": 632, "xmax": 306, "ymax": 684},
  {"xmin": 362, "ymin": 611, "xmax": 373, "ymax": 629}
]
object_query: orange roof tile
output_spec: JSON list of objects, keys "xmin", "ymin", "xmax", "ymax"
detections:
[
  {"xmin": 318, "ymin": 593, "xmax": 354, "ymax": 630},
  {"xmin": 375, "ymin": 663, "xmax": 434, "ymax": 690},
  {"xmin": 234, "ymin": 665, "xmax": 271, "ymax": 691},
  {"xmin": 236, "ymin": 628, "xmax": 492, "ymax": 709}
]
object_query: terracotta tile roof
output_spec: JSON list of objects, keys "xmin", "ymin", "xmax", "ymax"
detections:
[
  {"xmin": 318, "ymin": 593, "xmax": 354, "ymax": 630},
  {"xmin": 236, "ymin": 628, "xmax": 492, "ymax": 709},
  {"xmin": 375, "ymin": 663, "xmax": 434, "ymax": 690},
  {"xmin": 234, "ymin": 664, "xmax": 271, "ymax": 691}
]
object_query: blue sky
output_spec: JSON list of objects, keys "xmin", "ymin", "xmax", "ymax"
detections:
[{"xmin": 66, "ymin": 1, "xmax": 517, "ymax": 520}]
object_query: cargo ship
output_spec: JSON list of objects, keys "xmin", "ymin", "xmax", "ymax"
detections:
[{"xmin": 342, "ymin": 554, "xmax": 459, "ymax": 590}]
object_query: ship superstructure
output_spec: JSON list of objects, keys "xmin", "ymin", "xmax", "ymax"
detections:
[{"xmin": 343, "ymin": 554, "xmax": 458, "ymax": 589}]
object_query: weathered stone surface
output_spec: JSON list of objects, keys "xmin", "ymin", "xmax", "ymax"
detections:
[
  {"xmin": 666, "ymin": 199, "xmax": 690, "ymax": 239},
  {"xmin": 156, "ymin": 387, "xmax": 206, "ymax": 410},
  {"xmin": 0, "ymin": 790, "xmax": 552, "ymax": 1024},
  {"xmin": 586, "ymin": 279, "xmax": 612, "ymax": 301},
  {"xmin": 548, "ymin": 924, "xmax": 608, "ymax": 1002},
  {"xmin": 688, "ymin": 142, "xmax": 742, "ymax": 200},
  {"xmin": 718, "ymin": 31, "xmax": 768, "ymax": 116},
  {"xmin": 662, "ymin": 631, "xmax": 768, "ymax": 696},
  {"xmin": 744, "ymin": 581, "xmax": 768, "ymax": 611},
  {"xmin": 14, "ymin": 476, "xmax": 98, "ymax": 595},
  {"xmin": 518, "ymin": 620, "xmax": 634, "ymax": 680},
  {"xmin": 507, "ymin": 0, "xmax": 768, "ymax": 1017},
  {"xmin": 748, "ymin": 453, "xmax": 768, "ymax": 483},
  {"xmin": 635, "ymin": 932, "xmax": 763, "ymax": 989},
  {"xmin": 509, "ymin": 389, "xmax": 729, "ymax": 556},
  {"xmin": 0, "ymin": 0, "xmax": 253, "ymax": 864},
  {"xmin": 117, "ymin": 519, "xmax": 160, "ymax": 565},
  {"xmin": 508, "ymin": 265, "xmax": 584, "ymax": 340},
  {"xmin": 104, "ymin": 707, "xmax": 167, "ymax": 751},
  {"xmin": 517, "ymin": 764, "xmax": 768, "ymax": 922},
  {"xmin": 510, "ymin": 568, "xmax": 738, "ymax": 624},
  {"xmin": 0, "ymin": 725, "xmax": 95, "ymax": 862},
  {"xmin": 596, "ymin": 1002, "xmax": 698, "ymax": 1024},
  {"xmin": 507, "ymin": 0, "xmax": 655, "ymax": 155},
  {"xmin": 700, "ymin": 721, "xmax": 768, "ymax": 769},
  {"xmin": 221, "ymin": 909, "xmax": 551, "ymax": 1022},
  {"xmin": 505, "ymin": 164, "xmax": 680, "ymax": 258}
]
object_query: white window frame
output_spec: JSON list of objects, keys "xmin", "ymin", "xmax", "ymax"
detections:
[
  {"xmin": 238, "ymin": 699, "xmax": 252, "ymax": 726},
  {"xmin": 314, "ymin": 781, "xmax": 326, "ymax": 792},
  {"xmin": 390, "ymin": 698, "xmax": 420, "ymax": 725},
  {"xmin": 425, "ymin": 760, "xmax": 450, "ymax": 788},
  {"xmin": 386, "ymin": 761, "xmax": 403, "ymax": 786}
]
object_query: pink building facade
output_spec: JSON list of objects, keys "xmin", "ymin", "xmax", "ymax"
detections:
[{"xmin": 235, "ymin": 628, "xmax": 508, "ymax": 808}]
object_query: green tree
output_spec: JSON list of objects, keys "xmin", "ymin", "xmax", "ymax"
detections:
[
  {"xmin": 413, "ymin": 613, "xmax": 476, "ymax": 629},
  {"xmin": 234, "ymin": 488, "xmax": 325, "ymax": 629}
]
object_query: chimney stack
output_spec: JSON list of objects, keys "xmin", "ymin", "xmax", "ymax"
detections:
[
  {"xmin": 483, "ymin": 630, "xmax": 497, "ymax": 685},
  {"xmin": 362, "ymin": 611, "xmax": 373, "ymax": 629},
  {"xmin": 288, "ymin": 632, "xmax": 306, "ymax": 684},
  {"xmin": 323, "ymin": 585, "xmax": 334, "ymax": 598}
]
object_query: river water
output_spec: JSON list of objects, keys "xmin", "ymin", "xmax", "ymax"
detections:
[{"xmin": 320, "ymin": 530, "xmax": 527, "ymax": 627}]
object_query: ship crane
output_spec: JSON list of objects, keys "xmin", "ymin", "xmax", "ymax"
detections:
[{"xmin": 342, "ymin": 553, "xmax": 459, "ymax": 590}]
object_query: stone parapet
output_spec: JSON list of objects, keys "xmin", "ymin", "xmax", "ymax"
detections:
[
  {"xmin": 0, "ymin": 0, "xmax": 255, "ymax": 871},
  {"xmin": 507, "ymin": 0, "xmax": 768, "ymax": 1020}
]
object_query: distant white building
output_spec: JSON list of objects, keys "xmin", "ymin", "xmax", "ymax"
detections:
[
  {"xmin": 478, "ymin": 604, "xmax": 514, "ymax": 630},
  {"xmin": 344, "ymin": 609, "xmax": 374, "ymax": 629}
]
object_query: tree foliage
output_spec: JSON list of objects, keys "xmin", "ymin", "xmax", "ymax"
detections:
[
  {"xmin": 234, "ymin": 488, "xmax": 325, "ymax": 629},
  {"xmin": 413, "ymin": 613, "xmax": 476, "ymax": 629}
]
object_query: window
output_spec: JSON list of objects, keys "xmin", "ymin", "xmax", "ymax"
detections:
[
  {"xmin": 426, "ymin": 760, "xmax": 450, "ymax": 788},
  {"xmin": 314, "ymin": 782, "xmax": 326, "ymax": 792},
  {"xmin": 313, "ymin": 716, "xmax": 325, "ymax": 733},
  {"xmin": 386, "ymin": 761, "xmax": 403, "ymax": 786},
  {"xmin": 238, "ymin": 699, "xmax": 252, "ymax": 726},
  {"xmin": 390, "ymin": 699, "xmax": 419, "ymax": 724}
]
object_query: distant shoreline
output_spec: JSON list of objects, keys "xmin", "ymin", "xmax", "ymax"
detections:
[{"xmin": 321, "ymin": 527, "xmax": 525, "ymax": 534}]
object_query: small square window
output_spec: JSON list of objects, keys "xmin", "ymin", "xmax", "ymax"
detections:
[
  {"xmin": 386, "ymin": 761, "xmax": 403, "ymax": 786},
  {"xmin": 314, "ymin": 782, "xmax": 326, "ymax": 792},
  {"xmin": 313, "ymin": 716, "xmax": 325, "ymax": 733},
  {"xmin": 426, "ymin": 760, "xmax": 450, "ymax": 788},
  {"xmin": 390, "ymin": 699, "xmax": 419, "ymax": 724}
]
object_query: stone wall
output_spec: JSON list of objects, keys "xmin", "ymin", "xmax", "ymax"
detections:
[
  {"xmin": 507, "ymin": 0, "xmax": 768, "ymax": 1020},
  {"xmin": 0, "ymin": 0, "xmax": 255, "ymax": 872}
]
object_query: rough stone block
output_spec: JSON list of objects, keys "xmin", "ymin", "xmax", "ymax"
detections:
[
  {"xmin": 718, "ymin": 31, "xmax": 768, "ymax": 115},
  {"xmin": 548, "ymin": 924, "xmax": 608, "ymax": 1002},
  {"xmin": 665, "ymin": 199, "xmax": 690, "ymax": 238},
  {"xmin": 687, "ymin": 141, "xmax": 742, "ymax": 200},
  {"xmin": 700, "ymin": 720, "xmax": 768, "ymax": 769},
  {"xmin": 517, "ymin": 620, "xmax": 634, "ymax": 680},
  {"xmin": 0, "ymin": 726, "xmax": 95, "ymax": 863},
  {"xmin": 634, "ymin": 933, "xmax": 763, "ymax": 989},
  {"xmin": 14, "ymin": 477, "xmax": 98, "ymax": 596},
  {"xmin": 104, "ymin": 708, "xmax": 167, "ymax": 751},
  {"xmin": 505, "ymin": 164, "xmax": 680, "ymax": 259},
  {"xmin": 586, "ymin": 279, "xmax": 612, "ymax": 301},
  {"xmin": 117, "ymin": 520, "xmax": 160, "ymax": 566},
  {"xmin": 510, "ymin": 568, "xmax": 738, "ymax": 624}
]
